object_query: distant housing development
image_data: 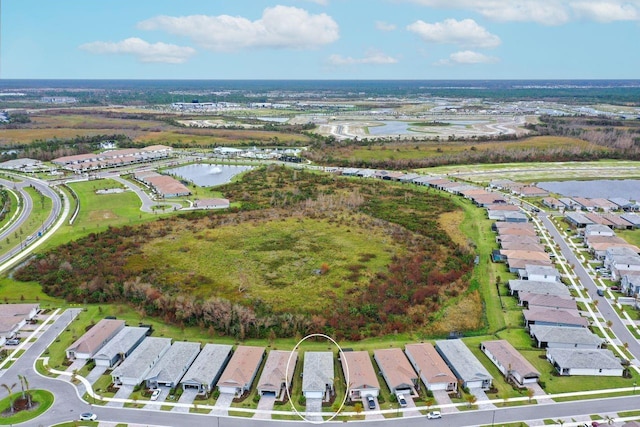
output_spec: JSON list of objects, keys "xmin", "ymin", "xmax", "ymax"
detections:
[{"xmin": 52, "ymin": 145, "xmax": 173, "ymax": 173}]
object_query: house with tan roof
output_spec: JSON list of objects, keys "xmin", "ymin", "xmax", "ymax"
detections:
[
  {"xmin": 405, "ymin": 343, "xmax": 457, "ymax": 392},
  {"xmin": 217, "ymin": 346, "xmax": 265, "ymax": 397},
  {"xmin": 518, "ymin": 293, "xmax": 576, "ymax": 310},
  {"xmin": 481, "ymin": 340, "xmax": 540, "ymax": 386},
  {"xmin": 257, "ymin": 350, "xmax": 298, "ymax": 401},
  {"xmin": 523, "ymin": 307, "xmax": 588, "ymax": 329},
  {"xmin": 340, "ymin": 351, "xmax": 380, "ymax": 400},
  {"xmin": 66, "ymin": 319, "xmax": 125, "ymax": 360},
  {"xmin": 373, "ymin": 348, "xmax": 418, "ymax": 396},
  {"xmin": 0, "ymin": 304, "xmax": 39, "ymax": 344}
]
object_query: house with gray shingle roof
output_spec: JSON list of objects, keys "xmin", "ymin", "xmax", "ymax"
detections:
[
  {"xmin": 257, "ymin": 350, "xmax": 298, "ymax": 401},
  {"xmin": 508, "ymin": 280, "xmax": 570, "ymax": 297},
  {"xmin": 529, "ymin": 325, "xmax": 603, "ymax": 349},
  {"xmin": 435, "ymin": 340, "xmax": 492, "ymax": 390},
  {"xmin": 93, "ymin": 326, "xmax": 149, "ymax": 368},
  {"xmin": 180, "ymin": 343, "xmax": 232, "ymax": 394},
  {"xmin": 302, "ymin": 352, "xmax": 334, "ymax": 401},
  {"xmin": 145, "ymin": 341, "xmax": 201, "ymax": 389},
  {"xmin": 112, "ymin": 337, "xmax": 172, "ymax": 386},
  {"xmin": 546, "ymin": 348, "xmax": 623, "ymax": 376}
]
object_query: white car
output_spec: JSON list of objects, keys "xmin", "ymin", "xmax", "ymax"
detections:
[
  {"xmin": 397, "ymin": 393, "xmax": 407, "ymax": 407},
  {"xmin": 150, "ymin": 389, "xmax": 161, "ymax": 401},
  {"xmin": 427, "ymin": 411, "xmax": 442, "ymax": 419},
  {"xmin": 79, "ymin": 412, "xmax": 97, "ymax": 421}
]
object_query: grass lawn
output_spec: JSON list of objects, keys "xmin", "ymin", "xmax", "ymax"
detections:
[
  {"xmin": 618, "ymin": 229, "xmax": 640, "ymax": 248},
  {"xmin": 0, "ymin": 390, "xmax": 54, "ymax": 425},
  {"xmin": 0, "ymin": 189, "xmax": 19, "ymax": 232}
]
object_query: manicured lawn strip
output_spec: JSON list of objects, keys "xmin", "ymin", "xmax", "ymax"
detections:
[
  {"xmin": 0, "ymin": 188, "xmax": 19, "ymax": 235},
  {"xmin": 0, "ymin": 390, "xmax": 54, "ymax": 425}
]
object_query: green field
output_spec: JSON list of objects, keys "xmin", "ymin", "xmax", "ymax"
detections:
[{"xmin": 141, "ymin": 215, "xmax": 401, "ymax": 312}]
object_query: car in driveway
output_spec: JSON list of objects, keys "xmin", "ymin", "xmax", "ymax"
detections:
[
  {"xmin": 397, "ymin": 393, "xmax": 407, "ymax": 407},
  {"xmin": 366, "ymin": 395, "xmax": 375, "ymax": 410},
  {"xmin": 150, "ymin": 389, "xmax": 161, "ymax": 401},
  {"xmin": 427, "ymin": 411, "xmax": 442, "ymax": 419},
  {"xmin": 5, "ymin": 338, "xmax": 20, "ymax": 345},
  {"xmin": 79, "ymin": 412, "xmax": 97, "ymax": 421}
]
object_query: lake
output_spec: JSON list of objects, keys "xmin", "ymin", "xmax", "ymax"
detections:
[
  {"xmin": 537, "ymin": 179, "xmax": 640, "ymax": 200},
  {"xmin": 167, "ymin": 164, "xmax": 252, "ymax": 187}
]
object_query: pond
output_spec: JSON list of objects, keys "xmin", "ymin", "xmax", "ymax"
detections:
[
  {"xmin": 537, "ymin": 179, "xmax": 640, "ymax": 200},
  {"xmin": 166, "ymin": 164, "xmax": 252, "ymax": 187}
]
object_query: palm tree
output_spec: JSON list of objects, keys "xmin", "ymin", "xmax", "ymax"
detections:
[
  {"xmin": 21, "ymin": 375, "xmax": 32, "ymax": 409},
  {"xmin": 526, "ymin": 387, "xmax": 534, "ymax": 403},
  {"xmin": 1, "ymin": 382, "xmax": 17, "ymax": 413},
  {"xmin": 465, "ymin": 394, "xmax": 477, "ymax": 408}
]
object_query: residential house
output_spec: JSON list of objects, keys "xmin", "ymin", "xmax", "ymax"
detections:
[
  {"xmin": 302, "ymin": 352, "xmax": 334, "ymax": 401},
  {"xmin": 0, "ymin": 304, "xmax": 39, "ymax": 345},
  {"xmin": 145, "ymin": 341, "xmax": 201, "ymax": 389},
  {"xmin": 529, "ymin": 325, "xmax": 603, "ymax": 349},
  {"xmin": 340, "ymin": 351, "xmax": 380, "ymax": 400},
  {"xmin": 435, "ymin": 340, "xmax": 492, "ymax": 390},
  {"xmin": 571, "ymin": 197, "xmax": 598, "ymax": 212},
  {"xmin": 523, "ymin": 307, "xmax": 588, "ymax": 329},
  {"xmin": 180, "ymin": 344, "xmax": 233, "ymax": 394},
  {"xmin": 66, "ymin": 319, "xmax": 125, "ymax": 360},
  {"xmin": 217, "ymin": 346, "xmax": 265, "ymax": 397},
  {"xmin": 565, "ymin": 212, "xmax": 594, "ymax": 228},
  {"xmin": 93, "ymin": 326, "xmax": 149, "ymax": 368},
  {"xmin": 373, "ymin": 348, "xmax": 419, "ymax": 396},
  {"xmin": 590, "ymin": 198, "xmax": 619, "ymax": 212},
  {"xmin": 480, "ymin": 340, "xmax": 540, "ymax": 386},
  {"xmin": 584, "ymin": 224, "xmax": 615, "ymax": 237},
  {"xmin": 546, "ymin": 348, "xmax": 623, "ymax": 376},
  {"xmin": 112, "ymin": 337, "xmax": 172, "ymax": 386},
  {"xmin": 621, "ymin": 213, "xmax": 640, "ymax": 228},
  {"xmin": 257, "ymin": 350, "xmax": 298, "ymax": 401},
  {"xmin": 519, "ymin": 265, "xmax": 561, "ymax": 283},
  {"xmin": 518, "ymin": 293, "xmax": 576, "ymax": 310},
  {"xmin": 405, "ymin": 343, "xmax": 457, "ymax": 392},
  {"xmin": 621, "ymin": 273, "xmax": 640, "ymax": 297},
  {"xmin": 508, "ymin": 280, "xmax": 570, "ymax": 297},
  {"xmin": 542, "ymin": 197, "xmax": 562, "ymax": 210}
]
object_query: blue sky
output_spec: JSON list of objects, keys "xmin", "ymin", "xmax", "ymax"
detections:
[{"xmin": 3, "ymin": 0, "xmax": 640, "ymax": 79}]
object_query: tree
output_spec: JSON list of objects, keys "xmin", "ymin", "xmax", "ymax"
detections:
[
  {"xmin": 526, "ymin": 387, "xmax": 534, "ymax": 403},
  {"xmin": 1, "ymin": 382, "xmax": 17, "ymax": 413},
  {"xmin": 465, "ymin": 394, "xmax": 477, "ymax": 408},
  {"xmin": 424, "ymin": 397, "xmax": 435, "ymax": 411},
  {"xmin": 354, "ymin": 402, "xmax": 363, "ymax": 415}
]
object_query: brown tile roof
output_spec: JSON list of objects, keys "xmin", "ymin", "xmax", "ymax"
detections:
[
  {"xmin": 481, "ymin": 340, "xmax": 540, "ymax": 379},
  {"xmin": 341, "ymin": 351, "xmax": 380, "ymax": 391},
  {"xmin": 373, "ymin": 348, "xmax": 417, "ymax": 391},
  {"xmin": 257, "ymin": 350, "xmax": 298, "ymax": 393},
  {"xmin": 524, "ymin": 307, "xmax": 588, "ymax": 327},
  {"xmin": 67, "ymin": 319, "xmax": 125, "ymax": 356},
  {"xmin": 218, "ymin": 346, "xmax": 265, "ymax": 388},
  {"xmin": 405, "ymin": 343, "xmax": 457, "ymax": 387}
]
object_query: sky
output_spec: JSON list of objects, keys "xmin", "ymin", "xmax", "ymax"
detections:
[{"xmin": 2, "ymin": 0, "xmax": 640, "ymax": 80}]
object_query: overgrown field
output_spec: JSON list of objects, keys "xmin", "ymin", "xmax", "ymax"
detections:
[{"xmin": 14, "ymin": 166, "xmax": 475, "ymax": 341}]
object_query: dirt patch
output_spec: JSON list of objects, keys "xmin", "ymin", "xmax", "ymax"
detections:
[
  {"xmin": 89, "ymin": 210, "xmax": 118, "ymax": 220},
  {"xmin": 1, "ymin": 398, "xmax": 39, "ymax": 417}
]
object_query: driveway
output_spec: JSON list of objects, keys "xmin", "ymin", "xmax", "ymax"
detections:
[
  {"xmin": 86, "ymin": 365, "xmax": 108, "ymax": 385},
  {"xmin": 402, "ymin": 395, "xmax": 422, "ymax": 418},
  {"xmin": 211, "ymin": 392, "xmax": 234, "ymax": 416},
  {"xmin": 363, "ymin": 396, "xmax": 384, "ymax": 420},
  {"xmin": 305, "ymin": 397, "xmax": 323, "ymax": 422},
  {"xmin": 254, "ymin": 394, "xmax": 275, "ymax": 419},
  {"xmin": 106, "ymin": 385, "xmax": 135, "ymax": 408},
  {"xmin": 469, "ymin": 388, "xmax": 496, "ymax": 410},
  {"xmin": 171, "ymin": 388, "xmax": 199, "ymax": 413},
  {"xmin": 432, "ymin": 389, "xmax": 458, "ymax": 413}
]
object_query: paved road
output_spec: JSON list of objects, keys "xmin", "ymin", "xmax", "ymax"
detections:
[{"xmin": 538, "ymin": 212, "xmax": 640, "ymax": 363}]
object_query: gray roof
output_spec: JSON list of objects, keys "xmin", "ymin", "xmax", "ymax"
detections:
[
  {"xmin": 435, "ymin": 339, "xmax": 492, "ymax": 383},
  {"xmin": 520, "ymin": 293, "xmax": 576, "ymax": 310},
  {"xmin": 530, "ymin": 325, "xmax": 603, "ymax": 346},
  {"xmin": 112, "ymin": 337, "xmax": 172, "ymax": 379},
  {"xmin": 508, "ymin": 280, "xmax": 570, "ymax": 296},
  {"xmin": 547, "ymin": 348, "xmax": 622, "ymax": 370},
  {"xmin": 302, "ymin": 352, "xmax": 334, "ymax": 393},
  {"xmin": 181, "ymin": 343, "xmax": 233, "ymax": 386},
  {"xmin": 622, "ymin": 213, "xmax": 640, "ymax": 226},
  {"xmin": 609, "ymin": 198, "xmax": 633, "ymax": 207},
  {"xmin": 93, "ymin": 326, "xmax": 149, "ymax": 361},
  {"xmin": 566, "ymin": 212, "xmax": 594, "ymax": 225},
  {"xmin": 525, "ymin": 264, "xmax": 561, "ymax": 278},
  {"xmin": 523, "ymin": 307, "xmax": 588, "ymax": 327},
  {"xmin": 145, "ymin": 341, "xmax": 201, "ymax": 384},
  {"xmin": 585, "ymin": 224, "xmax": 613, "ymax": 235}
]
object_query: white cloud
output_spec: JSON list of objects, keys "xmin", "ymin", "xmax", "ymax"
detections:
[
  {"xmin": 328, "ymin": 50, "xmax": 399, "ymax": 65},
  {"xmin": 570, "ymin": 1, "xmax": 639, "ymax": 22},
  {"xmin": 375, "ymin": 21, "xmax": 397, "ymax": 31},
  {"xmin": 299, "ymin": 0, "xmax": 329, "ymax": 4},
  {"xmin": 406, "ymin": 0, "xmax": 640, "ymax": 24},
  {"xmin": 407, "ymin": 18, "xmax": 501, "ymax": 48},
  {"xmin": 79, "ymin": 37, "xmax": 196, "ymax": 63},
  {"xmin": 435, "ymin": 50, "xmax": 499, "ymax": 65},
  {"xmin": 137, "ymin": 6, "xmax": 339, "ymax": 51}
]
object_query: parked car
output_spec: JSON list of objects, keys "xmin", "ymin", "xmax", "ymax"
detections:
[
  {"xmin": 427, "ymin": 411, "xmax": 442, "ymax": 419},
  {"xmin": 366, "ymin": 395, "xmax": 375, "ymax": 410},
  {"xmin": 610, "ymin": 286, "xmax": 620, "ymax": 291},
  {"xmin": 397, "ymin": 393, "xmax": 407, "ymax": 407},
  {"xmin": 79, "ymin": 413, "xmax": 97, "ymax": 421},
  {"xmin": 150, "ymin": 389, "xmax": 161, "ymax": 401},
  {"xmin": 5, "ymin": 338, "xmax": 20, "ymax": 345},
  {"xmin": 597, "ymin": 289, "xmax": 605, "ymax": 296}
]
